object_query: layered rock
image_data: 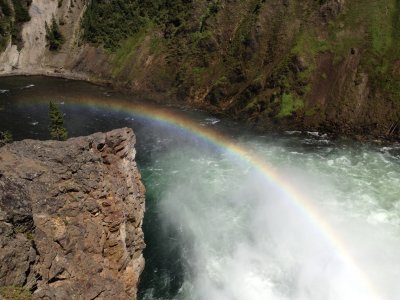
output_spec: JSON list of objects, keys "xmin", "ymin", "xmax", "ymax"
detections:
[{"xmin": 0, "ymin": 128, "xmax": 145, "ymax": 299}]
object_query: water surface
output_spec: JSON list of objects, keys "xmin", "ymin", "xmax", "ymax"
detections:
[{"xmin": 1, "ymin": 76, "xmax": 399, "ymax": 300}]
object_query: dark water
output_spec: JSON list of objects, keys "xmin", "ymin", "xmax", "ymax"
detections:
[
  {"xmin": 1, "ymin": 76, "xmax": 400, "ymax": 300},
  {"xmin": 0, "ymin": 76, "xmax": 195, "ymax": 298},
  {"xmin": 0, "ymin": 76, "xmax": 241, "ymax": 298}
]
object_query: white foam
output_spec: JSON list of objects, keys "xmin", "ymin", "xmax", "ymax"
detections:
[
  {"xmin": 145, "ymin": 136, "xmax": 400, "ymax": 300},
  {"xmin": 21, "ymin": 84, "xmax": 35, "ymax": 89}
]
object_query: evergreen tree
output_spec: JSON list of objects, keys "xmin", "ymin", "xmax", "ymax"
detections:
[
  {"xmin": 49, "ymin": 101, "xmax": 68, "ymax": 140},
  {"xmin": 0, "ymin": 130, "xmax": 13, "ymax": 147},
  {"xmin": 45, "ymin": 16, "xmax": 64, "ymax": 51}
]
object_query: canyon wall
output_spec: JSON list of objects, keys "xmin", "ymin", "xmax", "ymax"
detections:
[
  {"xmin": 0, "ymin": 0, "xmax": 110, "ymax": 79},
  {"xmin": 0, "ymin": 128, "xmax": 145, "ymax": 299},
  {"xmin": 0, "ymin": 0, "xmax": 399, "ymax": 138}
]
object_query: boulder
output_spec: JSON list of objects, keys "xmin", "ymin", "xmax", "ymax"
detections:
[{"xmin": 0, "ymin": 128, "xmax": 145, "ymax": 300}]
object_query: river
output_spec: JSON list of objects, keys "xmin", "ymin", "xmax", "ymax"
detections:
[{"xmin": 1, "ymin": 76, "xmax": 400, "ymax": 300}]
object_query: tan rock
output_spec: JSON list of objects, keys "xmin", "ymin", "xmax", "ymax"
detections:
[{"xmin": 0, "ymin": 128, "xmax": 145, "ymax": 299}]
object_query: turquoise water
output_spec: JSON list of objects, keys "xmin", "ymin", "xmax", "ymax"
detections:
[{"xmin": 1, "ymin": 77, "xmax": 399, "ymax": 300}]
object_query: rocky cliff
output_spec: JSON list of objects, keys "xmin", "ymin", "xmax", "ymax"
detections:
[
  {"xmin": 0, "ymin": 128, "xmax": 145, "ymax": 300},
  {"xmin": 0, "ymin": 0, "xmax": 104, "ymax": 78},
  {"xmin": 0, "ymin": 0, "xmax": 399, "ymax": 139}
]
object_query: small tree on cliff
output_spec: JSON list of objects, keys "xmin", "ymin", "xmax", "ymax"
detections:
[
  {"xmin": 49, "ymin": 101, "xmax": 68, "ymax": 141},
  {"xmin": 45, "ymin": 16, "xmax": 64, "ymax": 51},
  {"xmin": 0, "ymin": 130, "xmax": 13, "ymax": 147}
]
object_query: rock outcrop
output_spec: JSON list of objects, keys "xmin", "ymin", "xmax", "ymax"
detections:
[{"xmin": 0, "ymin": 128, "xmax": 145, "ymax": 299}]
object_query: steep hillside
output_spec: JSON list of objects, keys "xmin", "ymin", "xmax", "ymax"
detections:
[{"xmin": 0, "ymin": 0, "xmax": 399, "ymax": 138}]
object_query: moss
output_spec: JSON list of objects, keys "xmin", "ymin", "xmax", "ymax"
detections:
[
  {"xmin": 290, "ymin": 30, "xmax": 331, "ymax": 82},
  {"xmin": 338, "ymin": 1, "xmax": 396, "ymax": 55},
  {"xmin": 111, "ymin": 23, "xmax": 151, "ymax": 78},
  {"xmin": 149, "ymin": 35, "xmax": 164, "ymax": 55},
  {"xmin": 287, "ymin": 1, "xmax": 400, "ymax": 106},
  {"xmin": 0, "ymin": 286, "xmax": 32, "ymax": 300},
  {"xmin": 243, "ymin": 96, "xmax": 259, "ymax": 111},
  {"xmin": 192, "ymin": 66, "xmax": 206, "ymax": 84},
  {"xmin": 25, "ymin": 232, "xmax": 34, "ymax": 240},
  {"xmin": 80, "ymin": 0, "xmax": 400, "ymax": 120},
  {"xmin": 190, "ymin": 30, "xmax": 212, "ymax": 47},
  {"xmin": 305, "ymin": 107, "xmax": 317, "ymax": 117},
  {"xmin": 214, "ymin": 76, "xmax": 228, "ymax": 86},
  {"xmin": 341, "ymin": 1, "xmax": 400, "ymax": 101},
  {"xmin": 291, "ymin": 31, "xmax": 330, "ymax": 58},
  {"xmin": 277, "ymin": 93, "xmax": 304, "ymax": 118},
  {"xmin": 303, "ymin": 84, "xmax": 312, "ymax": 95},
  {"xmin": 199, "ymin": 0, "xmax": 220, "ymax": 32}
]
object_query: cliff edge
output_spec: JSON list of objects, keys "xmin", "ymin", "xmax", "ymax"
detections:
[{"xmin": 0, "ymin": 128, "xmax": 145, "ymax": 299}]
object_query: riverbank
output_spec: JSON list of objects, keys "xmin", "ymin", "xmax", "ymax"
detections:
[
  {"xmin": 1, "ymin": 0, "xmax": 399, "ymax": 143},
  {"xmin": 1, "ymin": 73, "xmax": 398, "ymax": 144}
]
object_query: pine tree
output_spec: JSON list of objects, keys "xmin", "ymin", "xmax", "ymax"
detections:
[
  {"xmin": 49, "ymin": 101, "xmax": 68, "ymax": 140},
  {"xmin": 0, "ymin": 130, "xmax": 13, "ymax": 147},
  {"xmin": 45, "ymin": 16, "xmax": 64, "ymax": 51}
]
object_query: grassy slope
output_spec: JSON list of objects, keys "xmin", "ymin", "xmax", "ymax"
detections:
[{"xmin": 79, "ymin": 0, "xmax": 400, "ymax": 137}]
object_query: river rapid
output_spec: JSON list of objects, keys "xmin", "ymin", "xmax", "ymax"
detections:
[{"xmin": 1, "ymin": 77, "xmax": 399, "ymax": 300}]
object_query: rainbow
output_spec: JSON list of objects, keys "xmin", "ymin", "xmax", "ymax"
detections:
[{"xmin": 23, "ymin": 94, "xmax": 381, "ymax": 299}]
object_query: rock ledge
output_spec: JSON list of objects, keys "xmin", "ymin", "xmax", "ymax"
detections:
[{"xmin": 0, "ymin": 128, "xmax": 145, "ymax": 300}]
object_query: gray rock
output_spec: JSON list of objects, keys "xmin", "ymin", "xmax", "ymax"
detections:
[{"xmin": 0, "ymin": 128, "xmax": 145, "ymax": 300}]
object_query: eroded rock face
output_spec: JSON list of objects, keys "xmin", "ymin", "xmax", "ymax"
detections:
[{"xmin": 0, "ymin": 128, "xmax": 145, "ymax": 299}]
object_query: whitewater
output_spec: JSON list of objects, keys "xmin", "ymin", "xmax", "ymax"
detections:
[{"xmin": 0, "ymin": 76, "xmax": 399, "ymax": 300}]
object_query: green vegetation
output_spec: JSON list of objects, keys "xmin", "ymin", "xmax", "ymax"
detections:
[
  {"xmin": 292, "ymin": 1, "xmax": 400, "ymax": 99},
  {"xmin": 11, "ymin": 0, "xmax": 31, "ymax": 49},
  {"xmin": 49, "ymin": 101, "xmax": 68, "ymax": 141},
  {"xmin": 199, "ymin": 0, "xmax": 220, "ymax": 32},
  {"xmin": 12, "ymin": 0, "xmax": 31, "ymax": 23},
  {"xmin": 45, "ymin": 16, "xmax": 64, "ymax": 51},
  {"xmin": 111, "ymin": 23, "xmax": 151, "ymax": 78},
  {"xmin": 82, "ymin": 0, "xmax": 192, "ymax": 50},
  {"xmin": 0, "ymin": 0, "xmax": 31, "ymax": 50},
  {"xmin": 0, "ymin": 286, "xmax": 32, "ymax": 300},
  {"xmin": 0, "ymin": 0, "xmax": 12, "ymax": 16},
  {"xmin": 277, "ymin": 93, "xmax": 304, "ymax": 118},
  {"xmin": 0, "ymin": 0, "xmax": 12, "ymax": 50},
  {"xmin": 82, "ymin": 0, "xmax": 146, "ymax": 50},
  {"xmin": 0, "ymin": 130, "xmax": 13, "ymax": 146},
  {"xmin": 76, "ymin": 0, "xmax": 400, "ymax": 128}
]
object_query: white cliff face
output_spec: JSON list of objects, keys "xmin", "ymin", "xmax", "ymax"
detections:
[
  {"xmin": 0, "ymin": 42, "xmax": 19, "ymax": 72},
  {"xmin": 0, "ymin": 0, "xmax": 90, "ymax": 76},
  {"xmin": 18, "ymin": 0, "xmax": 58, "ymax": 71}
]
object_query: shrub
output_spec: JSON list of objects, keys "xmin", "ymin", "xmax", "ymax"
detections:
[
  {"xmin": 45, "ymin": 16, "xmax": 64, "ymax": 51},
  {"xmin": 0, "ymin": 286, "xmax": 31, "ymax": 300},
  {"xmin": 0, "ymin": 130, "xmax": 13, "ymax": 146}
]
